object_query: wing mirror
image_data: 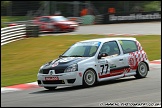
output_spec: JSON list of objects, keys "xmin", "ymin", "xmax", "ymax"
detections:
[{"xmin": 98, "ymin": 53, "xmax": 108, "ymax": 59}]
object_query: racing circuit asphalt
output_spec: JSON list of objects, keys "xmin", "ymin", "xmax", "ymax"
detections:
[
  {"xmin": 40, "ymin": 21, "xmax": 161, "ymax": 36},
  {"xmin": 1, "ymin": 22, "xmax": 161, "ymax": 107}
]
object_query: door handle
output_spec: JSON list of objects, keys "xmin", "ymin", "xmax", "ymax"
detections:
[{"xmin": 119, "ymin": 59, "xmax": 123, "ymax": 61}]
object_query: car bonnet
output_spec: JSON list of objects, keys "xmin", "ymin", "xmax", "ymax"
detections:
[{"xmin": 42, "ymin": 57, "xmax": 89, "ymax": 70}]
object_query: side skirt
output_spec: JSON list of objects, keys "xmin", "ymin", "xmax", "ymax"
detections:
[{"xmin": 98, "ymin": 72, "xmax": 136, "ymax": 82}]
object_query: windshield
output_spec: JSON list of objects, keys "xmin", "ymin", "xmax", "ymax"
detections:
[
  {"xmin": 61, "ymin": 41, "xmax": 101, "ymax": 57},
  {"xmin": 51, "ymin": 16, "xmax": 68, "ymax": 22}
]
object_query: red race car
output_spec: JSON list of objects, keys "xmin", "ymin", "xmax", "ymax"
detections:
[{"xmin": 33, "ymin": 15, "xmax": 79, "ymax": 32}]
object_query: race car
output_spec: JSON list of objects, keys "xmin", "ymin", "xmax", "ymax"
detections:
[
  {"xmin": 33, "ymin": 15, "xmax": 79, "ymax": 32},
  {"xmin": 37, "ymin": 37, "xmax": 149, "ymax": 90}
]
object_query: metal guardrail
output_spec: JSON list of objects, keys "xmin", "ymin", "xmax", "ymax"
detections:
[{"xmin": 1, "ymin": 24, "xmax": 26, "ymax": 46}]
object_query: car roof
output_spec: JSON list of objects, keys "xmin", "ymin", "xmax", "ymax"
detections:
[
  {"xmin": 38, "ymin": 15, "xmax": 63, "ymax": 18},
  {"xmin": 79, "ymin": 37, "xmax": 137, "ymax": 43}
]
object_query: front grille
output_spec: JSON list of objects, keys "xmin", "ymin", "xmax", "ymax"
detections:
[
  {"xmin": 43, "ymin": 80, "xmax": 65, "ymax": 84},
  {"xmin": 42, "ymin": 69, "xmax": 49, "ymax": 74},
  {"xmin": 55, "ymin": 69, "xmax": 65, "ymax": 74},
  {"xmin": 42, "ymin": 69, "xmax": 65, "ymax": 74}
]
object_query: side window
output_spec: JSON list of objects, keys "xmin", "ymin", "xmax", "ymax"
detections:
[
  {"xmin": 44, "ymin": 17, "xmax": 51, "ymax": 22},
  {"xmin": 119, "ymin": 40, "xmax": 138, "ymax": 54},
  {"xmin": 39, "ymin": 18, "xmax": 43, "ymax": 22},
  {"xmin": 100, "ymin": 41, "xmax": 120, "ymax": 56},
  {"xmin": 39, "ymin": 17, "xmax": 50, "ymax": 22},
  {"xmin": 39, "ymin": 17, "xmax": 45, "ymax": 22}
]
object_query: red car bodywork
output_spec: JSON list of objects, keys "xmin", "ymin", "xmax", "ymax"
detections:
[{"xmin": 33, "ymin": 16, "xmax": 79, "ymax": 32}]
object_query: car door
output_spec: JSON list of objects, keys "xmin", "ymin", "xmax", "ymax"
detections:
[
  {"xmin": 97, "ymin": 41, "xmax": 128, "ymax": 79},
  {"xmin": 44, "ymin": 17, "xmax": 55, "ymax": 31},
  {"xmin": 37, "ymin": 17, "xmax": 47, "ymax": 31},
  {"xmin": 37, "ymin": 17, "xmax": 52, "ymax": 31},
  {"xmin": 118, "ymin": 40, "xmax": 139, "ymax": 71}
]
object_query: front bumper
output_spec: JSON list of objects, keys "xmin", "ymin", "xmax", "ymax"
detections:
[{"xmin": 37, "ymin": 71, "xmax": 83, "ymax": 87}]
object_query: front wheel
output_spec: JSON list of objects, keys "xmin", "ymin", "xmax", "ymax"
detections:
[
  {"xmin": 44, "ymin": 86, "xmax": 57, "ymax": 90},
  {"xmin": 134, "ymin": 62, "xmax": 148, "ymax": 79},
  {"xmin": 83, "ymin": 69, "xmax": 97, "ymax": 87}
]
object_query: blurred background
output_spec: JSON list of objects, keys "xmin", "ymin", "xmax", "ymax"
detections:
[
  {"xmin": 1, "ymin": 1, "xmax": 161, "ymax": 16},
  {"xmin": 1, "ymin": 1, "xmax": 161, "ymax": 27}
]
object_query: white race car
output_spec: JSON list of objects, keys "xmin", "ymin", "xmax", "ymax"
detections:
[{"xmin": 37, "ymin": 37, "xmax": 149, "ymax": 90}]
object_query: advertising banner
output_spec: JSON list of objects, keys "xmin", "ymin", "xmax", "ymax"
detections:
[{"xmin": 103, "ymin": 11, "xmax": 161, "ymax": 24}]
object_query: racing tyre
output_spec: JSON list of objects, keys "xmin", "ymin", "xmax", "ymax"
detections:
[
  {"xmin": 135, "ymin": 62, "xmax": 148, "ymax": 79},
  {"xmin": 44, "ymin": 86, "xmax": 57, "ymax": 90},
  {"xmin": 83, "ymin": 69, "xmax": 97, "ymax": 87}
]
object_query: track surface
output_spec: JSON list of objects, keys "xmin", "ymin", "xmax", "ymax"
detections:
[
  {"xmin": 40, "ymin": 22, "xmax": 161, "ymax": 36},
  {"xmin": 1, "ymin": 68, "xmax": 161, "ymax": 107},
  {"xmin": 1, "ymin": 22, "xmax": 161, "ymax": 107}
]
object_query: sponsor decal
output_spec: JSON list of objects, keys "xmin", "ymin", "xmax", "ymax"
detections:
[
  {"xmin": 110, "ymin": 64, "xmax": 116, "ymax": 68},
  {"xmin": 123, "ymin": 68, "xmax": 131, "ymax": 76},
  {"xmin": 128, "ymin": 55, "xmax": 136, "ymax": 69},
  {"xmin": 79, "ymin": 72, "xmax": 82, "ymax": 77},
  {"xmin": 52, "ymin": 62, "xmax": 59, "ymax": 67},
  {"xmin": 98, "ymin": 60, "xmax": 105, "ymax": 64},
  {"xmin": 74, "ymin": 42, "xmax": 101, "ymax": 47},
  {"xmin": 98, "ymin": 67, "xmax": 130, "ymax": 79},
  {"xmin": 45, "ymin": 76, "xmax": 59, "ymax": 81}
]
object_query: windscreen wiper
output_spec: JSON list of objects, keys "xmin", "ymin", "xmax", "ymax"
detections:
[
  {"xmin": 69, "ymin": 55, "xmax": 83, "ymax": 57},
  {"xmin": 59, "ymin": 55, "xmax": 69, "ymax": 58}
]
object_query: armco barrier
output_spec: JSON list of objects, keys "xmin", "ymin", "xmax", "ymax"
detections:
[
  {"xmin": 1, "ymin": 24, "xmax": 26, "ymax": 46},
  {"xmin": 1, "ymin": 24, "xmax": 39, "ymax": 46}
]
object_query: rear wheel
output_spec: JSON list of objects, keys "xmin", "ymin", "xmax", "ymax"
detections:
[
  {"xmin": 134, "ymin": 62, "xmax": 148, "ymax": 79},
  {"xmin": 44, "ymin": 86, "xmax": 57, "ymax": 90},
  {"xmin": 83, "ymin": 69, "xmax": 97, "ymax": 87}
]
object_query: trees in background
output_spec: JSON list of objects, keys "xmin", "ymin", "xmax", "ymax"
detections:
[{"xmin": 1, "ymin": 1, "xmax": 161, "ymax": 16}]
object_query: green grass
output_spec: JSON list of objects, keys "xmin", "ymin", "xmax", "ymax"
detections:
[{"xmin": 1, "ymin": 35, "xmax": 161, "ymax": 87}]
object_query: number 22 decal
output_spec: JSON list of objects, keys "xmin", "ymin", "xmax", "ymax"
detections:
[{"xmin": 100, "ymin": 64, "xmax": 109, "ymax": 75}]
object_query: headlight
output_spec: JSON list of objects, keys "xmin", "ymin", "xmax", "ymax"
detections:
[
  {"xmin": 70, "ymin": 25, "xmax": 77, "ymax": 27},
  {"xmin": 38, "ymin": 64, "xmax": 45, "ymax": 73},
  {"xmin": 39, "ymin": 69, "xmax": 43, "ymax": 73},
  {"xmin": 64, "ymin": 64, "xmax": 78, "ymax": 72}
]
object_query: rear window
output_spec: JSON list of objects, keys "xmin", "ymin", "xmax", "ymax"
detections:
[{"xmin": 119, "ymin": 40, "xmax": 138, "ymax": 54}]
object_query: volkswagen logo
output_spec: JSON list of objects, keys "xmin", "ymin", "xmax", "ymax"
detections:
[{"xmin": 49, "ymin": 70, "xmax": 55, "ymax": 75}]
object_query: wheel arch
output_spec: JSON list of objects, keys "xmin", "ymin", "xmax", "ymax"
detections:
[
  {"xmin": 139, "ymin": 61, "xmax": 149, "ymax": 71},
  {"xmin": 135, "ymin": 61, "xmax": 148, "ymax": 79}
]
